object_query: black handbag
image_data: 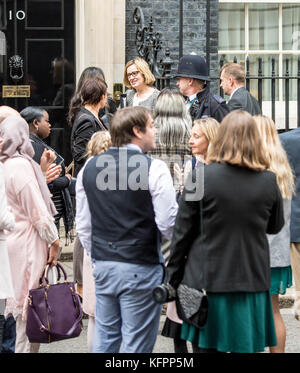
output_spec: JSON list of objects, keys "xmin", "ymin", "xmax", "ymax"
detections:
[{"xmin": 176, "ymin": 283, "xmax": 208, "ymax": 329}]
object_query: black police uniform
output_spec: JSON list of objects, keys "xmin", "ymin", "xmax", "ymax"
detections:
[
  {"xmin": 175, "ymin": 54, "xmax": 230, "ymax": 123},
  {"xmin": 188, "ymin": 85, "xmax": 230, "ymax": 122}
]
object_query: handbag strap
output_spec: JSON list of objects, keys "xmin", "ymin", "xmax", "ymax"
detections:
[
  {"xmin": 28, "ymin": 288, "xmax": 83, "ymax": 338},
  {"xmin": 39, "ymin": 265, "xmax": 61, "ymax": 286},
  {"xmin": 40, "ymin": 263, "xmax": 67, "ymax": 285},
  {"xmin": 45, "ymin": 263, "xmax": 67, "ymax": 284}
]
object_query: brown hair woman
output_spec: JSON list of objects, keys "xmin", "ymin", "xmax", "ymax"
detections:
[{"xmin": 167, "ymin": 110, "xmax": 284, "ymax": 353}]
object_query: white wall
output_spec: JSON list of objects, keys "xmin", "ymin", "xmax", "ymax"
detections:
[{"xmin": 75, "ymin": 0, "xmax": 126, "ymax": 94}]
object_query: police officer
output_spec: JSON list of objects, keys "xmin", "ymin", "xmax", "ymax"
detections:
[{"xmin": 175, "ymin": 54, "xmax": 229, "ymax": 122}]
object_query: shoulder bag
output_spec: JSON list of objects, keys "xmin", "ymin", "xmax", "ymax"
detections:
[{"xmin": 26, "ymin": 263, "xmax": 83, "ymax": 344}]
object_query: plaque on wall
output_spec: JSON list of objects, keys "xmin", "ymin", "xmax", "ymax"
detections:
[{"xmin": 2, "ymin": 85, "xmax": 31, "ymax": 98}]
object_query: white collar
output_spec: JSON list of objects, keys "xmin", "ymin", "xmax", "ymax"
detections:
[{"xmin": 188, "ymin": 93, "xmax": 198, "ymax": 103}]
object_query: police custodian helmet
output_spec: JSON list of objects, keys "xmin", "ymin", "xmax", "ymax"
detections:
[{"xmin": 175, "ymin": 54, "xmax": 210, "ymax": 81}]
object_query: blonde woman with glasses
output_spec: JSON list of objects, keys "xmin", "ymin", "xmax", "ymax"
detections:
[
  {"xmin": 254, "ymin": 115, "xmax": 295, "ymax": 353},
  {"xmin": 123, "ymin": 57, "xmax": 160, "ymax": 111}
]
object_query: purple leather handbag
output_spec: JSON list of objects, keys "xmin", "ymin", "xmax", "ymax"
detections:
[{"xmin": 26, "ymin": 263, "xmax": 83, "ymax": 344}]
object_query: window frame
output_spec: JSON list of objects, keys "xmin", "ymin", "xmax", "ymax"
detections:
[{"xmin": 219, "ymin": 1, "xmax": 300, "ymax": 103}]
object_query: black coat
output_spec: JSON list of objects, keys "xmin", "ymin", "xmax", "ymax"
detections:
[
  {"xmin": 71, "ymin": 107, "xmax": 108, "ymax": 177},
  {"xmin": 189, "ymin": 86, "xmax": 230, "ymax": 122},
  {"xmin": 167, "ymin": 162, "xmax": 284, "ymax": 293},
  {"xmin": 228, "ymin": 86, "xmax": 261, "ymax": 115},
  {"xmin": 280, "ymin": 128, "xmax": 300, "ymax": 242},
  {"xmin": 29, "ymin": 134, "xmax": 74, "ymax": 237}
]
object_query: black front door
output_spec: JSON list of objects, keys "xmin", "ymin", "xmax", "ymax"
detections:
[{"xmin": 0, "ymin": 0, "xmax": 75, "ymax": 165}]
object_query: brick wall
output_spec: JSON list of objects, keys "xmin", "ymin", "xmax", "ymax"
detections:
[{"xmin": 125, "ymin": 0, "xmax": 219, "ymax": 93}]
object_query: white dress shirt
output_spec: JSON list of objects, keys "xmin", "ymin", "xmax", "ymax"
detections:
[{"xmin": 76, "ymin": 144, "xmax": 178, "ymax": 257}]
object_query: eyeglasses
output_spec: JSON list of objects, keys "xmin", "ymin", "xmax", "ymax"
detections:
[{"xmin": 127, "ymin": 70, "xmax": 140, "ymax": 79}]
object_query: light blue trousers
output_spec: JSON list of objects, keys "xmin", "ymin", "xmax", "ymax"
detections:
[{"xmin": 92, "ymin": 261, "xmax": 163, "ymax": 353}]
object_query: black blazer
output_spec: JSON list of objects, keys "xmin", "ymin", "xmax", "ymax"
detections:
[
  {"xmin": 167, "ymin": 162, "xmax": 284, "ymax": 293},
  {"xmin": 71, "ymin": 107, "xmax": 108, "ymax": 177},
  {"xmin": 228, "ymin": 86, "xmax": 261, "ymax": 115},
  {"xmin": 29, "ymin": 134, "xmax": 69, "ymax": 192}
]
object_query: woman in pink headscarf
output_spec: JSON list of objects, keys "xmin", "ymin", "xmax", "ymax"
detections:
[{"xmin": 0, "ymin": 115, "xmax": 60, "ymax": 353}]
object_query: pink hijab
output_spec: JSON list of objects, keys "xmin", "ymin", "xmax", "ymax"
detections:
[{"xmin": 0, "ymin": 115, "xmax": 57, "ymax": 216}]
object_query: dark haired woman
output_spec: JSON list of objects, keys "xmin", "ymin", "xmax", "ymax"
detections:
[
  {"xmin": 69, "ymin": 76, "xmax": 108, "ymax": 298},
  {"xmin": 69, "ymin": 77, "xmax": 108, "ymax": 177},
  {"xmin": 68, "ymin": 66, "xmax": 116, "ymax": 130},
  {"xmin": 20, "ymin": 106, "xmax": 74, "ymax": 244}
]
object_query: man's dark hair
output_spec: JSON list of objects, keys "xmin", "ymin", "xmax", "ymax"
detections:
[{"xmin": 110, "ymin": 106, "xmax": 152, "ymax": 147}]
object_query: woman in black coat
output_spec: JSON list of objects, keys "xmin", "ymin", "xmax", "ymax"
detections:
[
  {"xmin": 20, "ymin": 106, "xmax": 74, "ymax": 243},
  {"xmin": 69, "ymin": 77, "xmax": 108, "ymax": 177},
  {"xmin": 167, "ymin": 110, "xmax": 284, "ymax": 353},
  {"xmin": 68, "ymin": 76, "xmax": 108, "ymax": 298}
]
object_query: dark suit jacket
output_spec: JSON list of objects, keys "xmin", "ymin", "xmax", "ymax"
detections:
[
  {"xmin": 71, "ymin": 107, "xmax": 108, "ymax": 177},
  {"xmin": 167, "ymin": 162, "xmax": 284, "ymax": 293},
  {"xmin": 280, "ymin": 128, "xmax": 300, "ymax": 242},
  {"xmin": 228, "ymin": 86, "xmax": 261, "ymax": 115}
]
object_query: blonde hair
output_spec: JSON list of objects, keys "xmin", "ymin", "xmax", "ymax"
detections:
[
  {"xmin": 193, "ymin": 117, "xmax": 220, "ymax": 143},
  {"xmin": 123, "ymin": 57, "xmax": 156, "ymax": 89},
  {"xmin": 207, "ymin": 110, "xmax": 270, "ymax": 171},
  {"xmin": 253, "ymin": 115, "xmax": 295, "ymax": 199},
  {"xmin": 86, "ymin": 131, "xmax": 111, "ymax": 158}
]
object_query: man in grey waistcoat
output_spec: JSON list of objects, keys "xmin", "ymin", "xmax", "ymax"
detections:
[
  {"xmin": 280, "ymin": 128, "xmax": 300, "ymax": 320},
  {"xmin": 76, "ymin": 106, "xmax": 178, "ymax": 353},
  {"xmin": 220, "ymin": 63, "xmax": 261, "ymax": 115}
]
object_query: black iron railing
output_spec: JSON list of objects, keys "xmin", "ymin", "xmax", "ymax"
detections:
[
  {"xmin": 133, "ymin": 7, "xmax": 173, "ymax": 90},
  {"xmin": 133, "ymin": 7, "xmax": 300, "ymax": 130},
  {"xmin": 219, "ymin": 55, "xmax": 300, "ymax": 130}
]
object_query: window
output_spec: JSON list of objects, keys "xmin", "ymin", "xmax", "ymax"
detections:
[{"xmin": 219, "ymin": 1, "xmax": 300, "ymax": 128}]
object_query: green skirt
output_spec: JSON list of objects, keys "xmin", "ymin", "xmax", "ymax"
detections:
[
  {"xmin": 270, "ymin": 266, "xmax": 293, "ymax": 295},
  {"xmin": 181, "ymin": 291, "xmax": 277, "ymax": 353}
]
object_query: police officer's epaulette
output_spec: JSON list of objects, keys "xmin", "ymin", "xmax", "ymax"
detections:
[{"xmin": 213, "ymin": 94, "xmax": 226, "ymax": 104}]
